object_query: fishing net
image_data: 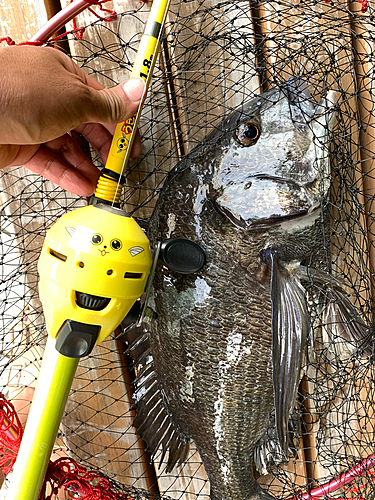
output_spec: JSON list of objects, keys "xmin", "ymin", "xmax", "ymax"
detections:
[{"xmin": 0, "ymin": 0, "xmax": 375, "ymax": 498}]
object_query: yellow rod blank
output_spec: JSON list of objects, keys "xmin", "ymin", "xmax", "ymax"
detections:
[
  {"xmin": 95, "ymin": 0, "xmax": 172, "ymax": 203},
  {"xmin": 5, "ymin": 336, "xmax": 79, "ymax": 500}
]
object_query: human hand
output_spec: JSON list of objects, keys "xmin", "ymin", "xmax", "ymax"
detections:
[{"xmin": 0, "ymin": 45, "xmax": 146, "ymax": 196}]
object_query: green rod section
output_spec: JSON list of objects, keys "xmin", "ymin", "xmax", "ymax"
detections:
[{"xmin": 5, "ymin": 336, "xmax": 79, "ymax": 500}]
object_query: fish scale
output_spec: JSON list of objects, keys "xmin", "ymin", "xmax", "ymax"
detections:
[
  {"xmin": 155, "ymin": 307, "xmax": 273, "ymax": 498},
  {"xmin": 127, "ymin": 79, "xmax": 370, "ymax": 499},
  {"xmin": 149, "ymin": 211, "xmax": 277, "ymax": 498}
]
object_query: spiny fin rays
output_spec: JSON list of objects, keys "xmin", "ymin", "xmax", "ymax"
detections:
[{"xmin": 126, "ymin": 325, "xmax": 190, "ymax": 471}]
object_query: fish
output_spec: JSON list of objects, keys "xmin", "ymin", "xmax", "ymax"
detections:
[{"xmin": 126, "ymin": 78, "xmax": 371, "ymax": 500}]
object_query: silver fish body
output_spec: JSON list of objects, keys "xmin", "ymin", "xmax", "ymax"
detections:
[{"xmin": 127, "ymin": 80, "xmax": 369, "ymax": 500}]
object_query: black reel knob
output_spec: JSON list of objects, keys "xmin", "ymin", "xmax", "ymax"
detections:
[{"xmin": 159, "ymin": 238, "xmax": 205, "ymax": 274}]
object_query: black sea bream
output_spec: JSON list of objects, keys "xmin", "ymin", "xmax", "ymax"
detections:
[{"xmin": 127, "ymin": 79, "xmax": 370, "ymax": 500}]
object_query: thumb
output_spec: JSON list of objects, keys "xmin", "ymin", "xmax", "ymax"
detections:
[{"xmin": 87, "ymin": 77, "xmax": 146, "ymax": 124}]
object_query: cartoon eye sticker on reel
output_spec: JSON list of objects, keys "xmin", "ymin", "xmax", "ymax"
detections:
[
  {"xmin": 117, "ymin": 117, "xmax": 135, "ymax": 153},
  {"xmin": 110, "ymin": 239, "xmax": 122, "ymax": 251},
  {"xmin": 91, "ymin": 234, "xmax": 123, "ymax": 255},
  {"xmin": 91, "ymin": 233, "xmax": 103, "ymax": 245},
  {"xmin": 90, "ymin": 233, "xmax": 110, "ymax": 256}
]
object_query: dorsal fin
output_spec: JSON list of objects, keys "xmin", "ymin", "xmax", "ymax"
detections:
[{"xmin": 126, "ymin": 325, "xmax": 190, "ymax": 472}]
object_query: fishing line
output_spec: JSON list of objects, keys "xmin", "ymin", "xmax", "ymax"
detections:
[
  {"xmin": 90, "ymin": 0, "xmax": 173, "ymax": 208},
  {"xmin": 110, "ymin": 17, "xmax": 167, "ymax": 209}
]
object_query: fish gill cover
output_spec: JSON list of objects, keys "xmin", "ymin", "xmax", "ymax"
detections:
[{"xmin": 0, "ymin": 0, "xmax": 375, "ymax": 499}]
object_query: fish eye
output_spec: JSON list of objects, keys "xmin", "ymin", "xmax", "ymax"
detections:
[
  {"xmin": 110, "ymin": 239, "xmax": 122, "ymax": 251},
  {"xmin": 234, "ymin": 121, "xmax": 260, "ymax": 146},
  {"xmin": 91, "ymin": 233, "xmax": 103, "ymax": 245}
]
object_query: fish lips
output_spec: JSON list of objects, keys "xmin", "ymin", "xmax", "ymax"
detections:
[{"xmin": 209, "ymin": 175, "xmax": 322, "ymax": 229}]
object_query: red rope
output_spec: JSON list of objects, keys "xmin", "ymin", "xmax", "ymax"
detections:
[
  {"xmin": 42, "ymin": 457, "xmax": 132, "ymax": 499},
  {"xmin": 0, "ymin": 37, "xmax": 16, "ymax": 46},
  {"xmin": 70, "ymin": 0, "xmax": 117, "ymax": 40},
  {"xmin": 359, "ymin": 0, "xmax": 368, "ymax": 12},
  {"xmin": 0, "ymin": 393, "xmax": 23, "ymax": 475},
  {"xmin": 0, "ymin": 0, "xmax": 120, "ymax": 46},
  {"xmin": 0, "ymin": 394, "xmax": 132, "ymax": 499},
  {"xmin": 323, "ymin": 0, "xmax": 368, "ymax": 11}
]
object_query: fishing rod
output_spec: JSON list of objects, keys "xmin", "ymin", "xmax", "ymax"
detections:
[{"xmin": 4, "ymin": 1, "xmax": 171, "ymax": 498}]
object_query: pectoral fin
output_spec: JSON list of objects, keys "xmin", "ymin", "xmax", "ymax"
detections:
[
  {"xmin": 267, "ymin": 256, "xmax": 372, "ymax": 459},
  {"xmin": 267, "ymin": 252, "xmax": 311, "ymax": 458}
]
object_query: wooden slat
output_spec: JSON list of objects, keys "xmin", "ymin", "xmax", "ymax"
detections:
[
  {"xmin": 0, "ymin": 0, "xmax": 48, "ymax": 43},
  {"xmin": 349, "ymin": 1, "xmax": 375, "ymax": 304},
  {"xmin": 328, "ymin": 0, "xmax": 371, "ymax": 318},
  {"xmin": 164, "ymin": 0, "xmax": 260, "ymax": 151}
]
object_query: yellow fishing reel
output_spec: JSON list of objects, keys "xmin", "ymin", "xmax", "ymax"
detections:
[
  {"xmin": 38, "ymin": 203, "xmax": 206, "ymax": 358},
  {"xmin": 38, "ymin": 204, "xmax": 152, "ymax": 356}
]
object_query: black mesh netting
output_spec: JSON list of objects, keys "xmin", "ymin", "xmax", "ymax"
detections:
[{"xmin": 0, "ymin": 0, "xmax": 375, "ymax": 498}]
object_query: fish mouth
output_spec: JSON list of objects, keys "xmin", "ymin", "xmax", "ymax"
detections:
[
  {"xmin": 209, "ymin": 174, "xmax": 322, "ymax": 230},
  {"xmin": 248, "ymin": 173, "xmax": 315, "ymax": 188},
  {"xmin": 213, "ymin": 202, "xmax": 320, "ymax": 230}
]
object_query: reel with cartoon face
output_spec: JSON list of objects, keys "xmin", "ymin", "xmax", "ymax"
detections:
[{"xmin": 38, "ymin": 204, "xmax": 152, "ymax": 357}]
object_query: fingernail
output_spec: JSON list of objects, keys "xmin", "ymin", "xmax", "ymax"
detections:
[{"xmin": 123, "ymin": 77, "xmax": 146, "ymax": 102}]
